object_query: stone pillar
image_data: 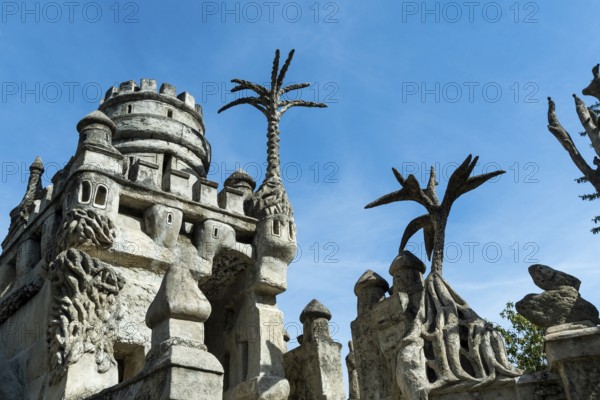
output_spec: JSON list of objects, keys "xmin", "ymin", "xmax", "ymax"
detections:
[
  {"xmin": 544, "ymin": 322, "xmax": 600, "ymax": 400},
  {"xmin": 144, "ymin": 263, "xmax": 224, "ymax": 400},
  {"xmin": 389, "ymin": 250, "xmax": 425, "ymax": 320},
  {"xmin": 284, "ymin": 299, "xmax": 346, "ymax": 400},
  {"xmin": 350, "ymin": 270, "xmax": 400, "ymax": 400},
  {"xmin": 223, "ymin": 209, "xmax": 295, "ymax": 400},
  {"xmin": 225, "ymin": 290, "xmax": 290, "ymax": 400}
]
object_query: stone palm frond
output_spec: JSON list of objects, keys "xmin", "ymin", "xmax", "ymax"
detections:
[
  {"xmin": 366, "ymin": 158, "xmax": 518, "ymax": 398},
  {"xmin": 217, "ymin": 49, "xmax": 327, "ymax": 217},
  {"xmin": 218, "ymin": 49, "xmax": 327, "ymax": 118},
  {"xmin": 366, "ymin": 155, "xmax": 504, "ymax": 272}
]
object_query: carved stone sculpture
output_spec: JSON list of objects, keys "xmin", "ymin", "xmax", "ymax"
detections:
[
  {"xmin": 365, "ymin": 155, "xmax": 521, "ymax": 399},
  {"xmin": 47, "ymin": 249, "xmax": 124, "ymax": 384},
  {"xmin": 516, "ymin": 264, "xmax": 600, "ymax": 328},
  {"xmin": 218, "ymin": 49, "xmax": 326, "ymax": 219},
  {"xmin": 56, "ymin": 208, "xmax": 116, "ymax": 253}
]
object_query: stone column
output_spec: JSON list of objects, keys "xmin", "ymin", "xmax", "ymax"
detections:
[
  {"xmin": 544, "ymin": 322, "xmax": 600, "ymax": 400},
  {"xmin": 284, "ymin": 299, "xmax": 346, "ymax": 400},
  {"xmin": 144, "ymin": 263, "xmax": 224, "ymax": 399},
  {"xmin": 351, "ymin": 270, "xmax": 399, "ymax": 400},
  {"xmin": 225, "ymin": 290, "xmax": 290, "ymax": 400}
]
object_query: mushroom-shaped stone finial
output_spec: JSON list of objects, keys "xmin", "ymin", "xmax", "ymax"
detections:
[
  {"xmin": 224, "ymin": 169, "xmax": 257, "ymax": 192},
  {"xmin": 389, "ymin": 250, "xmax": 426, "ymax": 275},
  {"xmin": 300, "ymin": 299, "xmax": 333, "ymax": 342},
  {"xmin": 300, "ymin": 299, "xmax": 332, "ymax": 323},
  {"xmin": 76, "ymin": 110, "xmax": 117, "ymax": 136},
  {"xmin": 354, "ymin": 270, "xmax": 389, "ymax": 295},
  {"xmin": 389, "ymin": 250, "xmax": 426, "ymax": 296},
  {"xmin": 354, "ymin": 270, "xmax": 389, "ymax": 315}
]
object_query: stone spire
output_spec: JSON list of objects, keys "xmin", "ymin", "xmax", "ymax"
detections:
[
  {"xmin": 284, "ymin": 299, "xmax": 345, "ymax": 400},
  {"xmin": 354, "ymin": 270, "xmax": 389, "ymax": 315},
  {"xmin": 2, "ymin": 157, "xmax": 45, "ymax": 249}
]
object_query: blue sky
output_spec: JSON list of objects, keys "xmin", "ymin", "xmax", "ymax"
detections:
[{"xmin": 1, "ymin": 0, "xmax": 600, "ymax": 380}]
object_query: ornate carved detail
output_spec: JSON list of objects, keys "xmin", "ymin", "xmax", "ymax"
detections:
[
  {"xmin": 0, "ymin": 276, "xmax": 44, "ymax": 324},
  {"xmin": 56, "ymin": 208, "xmax": 116, "ymax": 253},
  {"xmin": 47, "ymin": 249, "xmax": 124, "ymax": 384},
  {"xmin": 247, "ymin": 178, "xmax": 293, "ymax": 218},
  {"xmin": 366, "ymin": 156, "xmax": 520, "ymax": 399}
]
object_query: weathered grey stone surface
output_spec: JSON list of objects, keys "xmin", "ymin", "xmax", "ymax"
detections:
[
  {"xmin": 0, "ymin": 51, "xmax": 324, "ymax": 398},
  {"xmin": 0, "ymin": 351, "xmax": 23, "ymax": 399},
  {"xmin": 86, "ymin": 263, "xmax": 224, "ymax": 400},
  {"xmin": 361, "ymin": 157, "xmax": 519, "ymax": 400},
  {"xmin": 528, "ymin": 264, "xmax": 581, "ymax": 291},
  {"xmin": 545, "ymin": 323, "xmax": 600, "ymax": 400},
  {"xmin": 284, "ymin": 299, "xmax": 346, "ymax": 400},
  {"xmin": 345, "ymin": 341, "xmax": 360, "ymax": 400},
  {"xmin": 5, "ymin": 51, "xmax": 600, "ymax": 400},
  {"xmin": 351, "ymin": 270, "xmax": 401, "ymax": 400},
  {"xmin": 517, "ymin": 264, "xmax": 600, "ymax": 328}
]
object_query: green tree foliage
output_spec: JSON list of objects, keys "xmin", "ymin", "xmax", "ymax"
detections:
[{"xmin": 492, "ymin": 302, "xmax": 547, "ymax": 373}]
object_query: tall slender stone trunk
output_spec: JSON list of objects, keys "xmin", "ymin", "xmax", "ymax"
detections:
[{"xmin": 265, "ymin": 114, "xmax": 282, "ymax": 182}]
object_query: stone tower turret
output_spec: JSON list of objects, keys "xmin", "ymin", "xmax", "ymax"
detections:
[{"xmin": 99, "ymin": 79, "xmax": 210, "ymax": 199}]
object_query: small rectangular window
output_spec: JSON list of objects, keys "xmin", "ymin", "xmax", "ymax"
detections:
[
  {"xmin": 94, "ymin": 185, "xmax": 108, "ymax": 208},
  {"xmin": 80, "ymin": 181, "xmax": 92, "ymax": 204},
  {"xmin": 273, "ymin": 220, "xmax": 280, "ymax": 236},
  {"xmin": 289, "ymin": 222, "xmax": 294, "ymax": 240},
  {"xmin": 212, "ymin": 227, "xmax": 219, "ymax": 239},
  {"xmin": 127, "ymin": 105, "xmax": 132, "ymax": 114},
  {"xmin": 167, "ymin": 109, "xmax": 173, "ymax": 118}
]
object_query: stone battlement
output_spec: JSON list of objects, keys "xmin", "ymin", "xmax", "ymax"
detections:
[{"xmin": 100, "ymin": 78, "xmax": 204, "ymax": 132}]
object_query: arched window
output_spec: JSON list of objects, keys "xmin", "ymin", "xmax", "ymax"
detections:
[
  {"xmin": 166, "ymin": 212, "xmax": 173, "ymax": 226},
  {"xmin": 79, "ymin": 180, "xmax": 92, "ymax": 204},
  {"xmin": 94, "ymin": 185, "xmax": 108, "ymax": 208}
]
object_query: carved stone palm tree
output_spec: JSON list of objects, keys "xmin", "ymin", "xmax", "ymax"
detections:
[
  {"xmin": 219, "ymin": 49, "xmax": 326, "ymax": 217},
  {"xmin": 366, "ymin": 156, "xmax": 520, "ymax": 398}
]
